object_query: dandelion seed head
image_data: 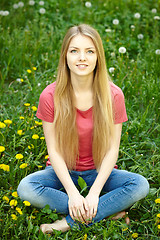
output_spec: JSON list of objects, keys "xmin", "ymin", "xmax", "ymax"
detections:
[
  {"xmin": 1, "ymin": 10, "xmax": 10, "ymax": 16},
  {"xmin": 109, "ymin": 67, "xmax": 115, "ymax": 73},
  {"xmin": 39, "ymin": 1, "xmax": 44, "ymax": 5},
  {"xmin": 85, "ymin": 2, "xmax": 92, "ymax": 8},
  {"xmin": 110, "ymin": 52, "xmax": 115, "ymax": 57},
  {"xmin": 105, "ymin": 28, "xmax": 112, "ymax": 33},
  {"xmin": 29, "ymin": 0, "xmax": 35, "ymax": 5},
  {"xmin": 134, "ymin": 13, "xmax": 141, "ymax": 19},
  {"xmin": 154, "ymin": 16, "xmax": 160, "ymax": 20},
  {"xmin": 155, "ymin": 49, "xmax": 160, "ymax": 55},
  {"xmin": 113, "ymin": 19, "xmax": 119, "ymax": 25},
  {"xmin": 13, "ymin": 4, "xmax": 19, "ymax": 9},
  {"xmin": 137, "ymin": 34, "xmax": 144, "ymax": 39},
  {"xmin": 130, "ymin": 25, "xmax": 135, "ymax": 29},
  {"xmin": 18, "ymin": 2, "xmax": 24, "ymax": 8},
  {"xmin": 151, "ymin": 8, "xmax": 157, "ymax": 13},
  {"xmin": 39, "ymin": 8, "xmax": 46, "ymax": 14},
  {"xmin": 119, "ymin": 46, "xmax": 126, "ymax": 54}
]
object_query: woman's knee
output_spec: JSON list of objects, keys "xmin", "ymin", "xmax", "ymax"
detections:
[
  {"xmin": 133, "ymin": 174, "xmax": 150, "ymax": 200},
  {"xmin": 17, "ymin": 175, "xmax": 35, "ymax": 201}
]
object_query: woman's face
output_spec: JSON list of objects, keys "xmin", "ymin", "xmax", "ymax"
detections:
[{"xmin": 66, "ymin": 34, "xmax": 97, "ymax": 79}]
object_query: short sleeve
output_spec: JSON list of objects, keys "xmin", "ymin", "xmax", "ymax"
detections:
[
  {"xmin": 36, "ymin": 83, "xmax": 56, "ymax": 123},
  {"xmin": 110, "ymin": 82, "xmax": 128, "ymax": 124}
]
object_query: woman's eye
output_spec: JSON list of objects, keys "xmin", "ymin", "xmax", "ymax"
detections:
[
  {"xmin": 87, "ymin": 50, "xmax": 94, "ymax": 54},
  {"xmin": 70, "ymin": 50, "xmax": 77, "ymax": 53}
]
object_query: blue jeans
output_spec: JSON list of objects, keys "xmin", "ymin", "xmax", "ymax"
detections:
[{"xmin": 17, "ymin": 166, "xmax": 149, "ymax": 228}]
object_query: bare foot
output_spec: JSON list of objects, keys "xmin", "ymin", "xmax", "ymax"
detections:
[
  {"xmin": 112, "ymin": 211, "xmax": 130, "ymax": 225},
  {"xmin": 40, "ymin": 217, "xmax": 70, "ymax": 234}
]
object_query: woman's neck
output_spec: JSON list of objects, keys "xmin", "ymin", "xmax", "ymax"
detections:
[{"xmin": 70, "ymin": 73, "xmax": 94, "ymax": 94}]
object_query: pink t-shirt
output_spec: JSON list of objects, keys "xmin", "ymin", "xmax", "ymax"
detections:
[{"xmin": 36, "ymin": 81, "xmax": 128, "ymax": 171}]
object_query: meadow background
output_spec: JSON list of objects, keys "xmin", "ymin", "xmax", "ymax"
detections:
[{"xmin": 0, "ymin": 0, "xmax": 160, "ymax": 239}]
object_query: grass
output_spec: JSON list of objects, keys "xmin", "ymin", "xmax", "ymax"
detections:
[{"xmin": 0, "ymin": 0, "xmax": 160, "ymax": 239}]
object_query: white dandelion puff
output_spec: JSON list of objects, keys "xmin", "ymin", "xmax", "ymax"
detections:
[
  {"xmin": 113, "ymin": 19, "xmax": 119, "ymax": 25},
  {"xmin": 105, "ymin": 28, "xmax": 112, "ymax": 33},
  {"xmin": 137, "ymin": 34, "xmax": 144, "ymax": 39},
  {"xmin": 151, "ymin": 8, "xmax": 157, "ymax": 13},
  {"xmin": 119, "ymin": 47, "xmax": 126, "ymax": 54},
  {"xmin": 18, "ymin": 2, "xmax": 24, "ymax": 8},
  {"xmin": 39, "ymin": 1, "xmax": 44, "ymax": 5},
  {"xmin": 155, "ymin": 49, "xmax": 160, "ymax": 55},
  {"xmin": 85, "ymin": 2, "xmax": 92, "ymax": 8},
  {"xmin": 39, "ymin": 8, "xmax": 46, "ymax": 14},
  {"xmin": 29, "ymin": 0, "xmax": 35, "ymax": 6},
  {"xmin": 109, "ymin": 67, "xmax": 115, "ymax": 73},
  {"xmin": 13, "ymin": 4, "xmax": 19, "ymax": 9},
  {"xmin": 154, "ymin": 16, "xmax": 160, "ymax": 20},
  {"xmin": 134, "ymin": 13, "xmax": 141, "ymax": 19}
]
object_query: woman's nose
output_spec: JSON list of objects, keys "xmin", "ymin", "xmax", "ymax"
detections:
[{"xmin": 79, "ymin": 51, "xmax": 86, "ymax": 61}]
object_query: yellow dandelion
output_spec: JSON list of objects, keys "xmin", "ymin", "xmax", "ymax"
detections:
[
  {"xmin": 122, "ymin": 227, "xmax": 128, "ymax": 231},
  {"xmin": 24, "ymin": 103, "xmax": 30, "ymax": 107},
  {"xmin": 131, "ymin": 233, "xmax": 138, "ymax": 239},
  {"xmin": 3, "ymin": 196, "xmax": 9, "ymax": 203},
  {"xmin": 0, "ymin": 122, "xmax": 6, "ymax": 128},
  {"xmin": 23, "ymin": 200, "xmax": 31, "ymax": 206},
  {"xmin": 10, "ymin": 199, "xmax": 17, "ymax": 207},
  {"xmin": 83, "ymin": 234, "xmax": 87, "ymax": 240},
  {"xmin": 27, "ymin": 69, "xmax": 32, "ymax": 73},
  {"xmin": 40, "ymin": 137, "xmax": 45, "ymax": 140},
  {"xmin": 158, "ymin": 225, "xmax": 160, "ymax": 229},
  {"xmin": 11, "ymin": 214, "xmax": 17, "ymax": 220},
  {"xmin": 38, "ymin": 165, "xmax": 43, "ymax": 168},
  {"xmin": 45, "ymin": 155, "xmax": 49, "ymax": 159},
  {"xmin": 17, "ymin": 130, "xmax": 23, "ymax": 136},
  {"xmin": 157, "ymin": 213, "xmax": 160, "ymax": 218},
  {"xmin": 31, "ymin": 106, "xmax": 37, "ymax": 111},
  {"xmin": 12, "ymin": 192, "xmax": 18, "ymax": 198},
  {"xmin": 28, "ymin": 144, "xmax": 34, "ymax": 150},
  {"xmin": 19, "ymin": 163, "xmax": 28, "ymax": 169},
  {"xmin": 19, "ymin": 116, "xmax": 24, "ymax": 120},
  {"xmin": 0, "ymin": 164, "xmax": 10, "ymax": 171},
  {"xmin": 0, "ymin": 146, "xmax": 5, "ymax": 153},
  {"xmin": 33, "ymin": 67, "xmax": 37, "ymax": 71},
  {"xmin": 16, "ymin": 207, "xmax": 23, "ymax": 215},
  {"xmin": 35, "ymin": 121, "xmax": 42, "ymax": 126},
  {"xmin": 21, "ymin": 78, "xmax": 24, "ymax": 82},
  {"xmin": 155, "ymin": 198, "xmax": 160, "ymax": 204},
  {"xmin": 16, "ymin": 154, "xmax": 24, "ymax": 160},
  {"xmin": 4, "ymin": 119, "xmax": 12, "ymax": 125},
  {"xmin": 32, "ymin": 134, "xmax": 39, "ymax": 139}
]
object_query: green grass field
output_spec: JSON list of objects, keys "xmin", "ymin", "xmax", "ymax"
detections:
[{"xmin": 0, "ymin": 0, "xmax": 160, "ymax": 239}]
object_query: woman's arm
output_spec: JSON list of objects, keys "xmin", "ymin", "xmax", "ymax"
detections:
[
  {"xmin": 42, "ymin": 121, "xmax": 88, "ymax": 222},
  {"xmin": 85, "ymin": 123, "xmax": 122, "ymax": 222}
]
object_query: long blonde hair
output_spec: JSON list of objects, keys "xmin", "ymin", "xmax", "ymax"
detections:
[{"xmin": 54, "ymin": 24, "xmax": 114, "ymax": 170}]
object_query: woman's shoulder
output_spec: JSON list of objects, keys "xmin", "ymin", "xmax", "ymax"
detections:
[
  {"xmin": 40, "ymin": 81, "xmax": 56, "ymax": 97},
  {"xmin": 109, "ymin": 81, "xmax": 124, "ymax": 96}
]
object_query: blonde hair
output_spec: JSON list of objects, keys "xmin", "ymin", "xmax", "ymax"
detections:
[{"xmin": 54, "ymin": 24, "xmax": 114, "ymax": 170}]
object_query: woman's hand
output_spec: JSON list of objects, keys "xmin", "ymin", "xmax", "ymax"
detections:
[
  {"xmin": 68, "ymin": 193, "xmax": 88, "ymax": 223},
  {"xmin": 85, "ymin": 193, "xmax": 99, "ymax": 224}
]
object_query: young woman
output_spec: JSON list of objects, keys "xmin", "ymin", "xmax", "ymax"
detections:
[{"xmin": 17, "ymin": 24, "xmax": 149, "ymax": 233}]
